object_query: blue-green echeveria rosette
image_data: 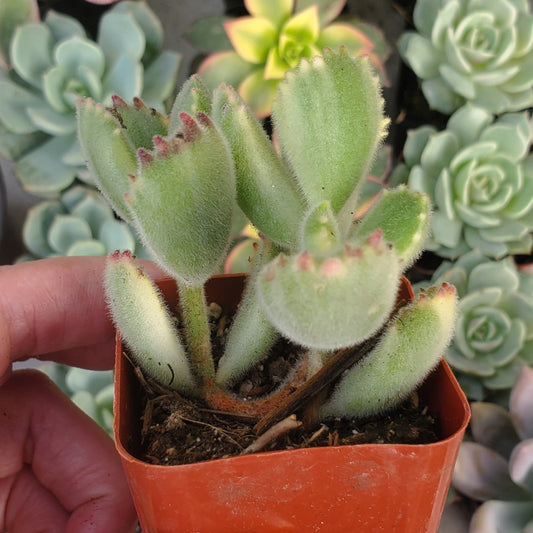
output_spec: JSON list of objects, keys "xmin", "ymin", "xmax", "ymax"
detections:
[
  {"xmin": 0, "ymin": 0, "xmax": 180, "ymax": 197},
  {"xmin": 425, "ymin": 250, "xmax": 533, "ymax": 401},
  {"xmin": 19, "ymin": 184, "xmax": 148, "ymax": 261},
  {"xmin": 394, "ymin": 104, "xmax": 533, "ymax": 259},
  {"xmin": 398, "ymin": 0, "xmax": 533, "ymax": 114}
]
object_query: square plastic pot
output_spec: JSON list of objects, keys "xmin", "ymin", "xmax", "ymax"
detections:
[{"xmin": 113, "ymin": 274, "xmax": 470, "ymax": 533}]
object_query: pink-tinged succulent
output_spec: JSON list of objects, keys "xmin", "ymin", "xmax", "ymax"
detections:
[
  {"xmin": 77, "ymin": 50, "xmax": 455, "ymax": 419},
  {"xmin": 193, "ymin": 0, "xmax": 387, "ymax": 117}
]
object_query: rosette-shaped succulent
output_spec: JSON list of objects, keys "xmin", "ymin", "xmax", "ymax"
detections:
[
  {"xmin": 20, "ymin": 185, "xmax": 147, "ymax": 260},
  {"xmin": 393, "ymin": 104, "xmax": 533, "ymax": 259},
  {"xmin": 425, "ymin": 250, "xmax": 533, "ymax": 400},
  {"xmin": 398, "ymin": 0, "xmax": 533, "ymax": 114},
  {"xmin": 193, "ymin": 0, "xmax": 388, "ymax": 117},
  {"xmin": 0, "ymin": 0, "xmax": 180, "ymax": 197},
  {"xmin": 444, "ymin": 366, "xmax": 533, "ymax": 531}
]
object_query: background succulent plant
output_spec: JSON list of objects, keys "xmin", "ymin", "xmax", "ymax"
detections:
[
  {"xmin": 0, "ymin": 0, "xmax": 181, "ymax": 197},
  {"xmin": 190, "ymin": 0, "xmax": 390, "ymax": 117},
  {"xmin": 398, "ymin": 0, "xmax": 533, "ymax": 114},
  {"xmin": 392, "ymin": 104, "xmax": 533, "ymax": 259},
  {"xmin": 421, "ymin": 250, "xmax": 533, "ymax": 403},
  {"xmin": 41, "ymin": 363, "xmax": 114, "ymax": 435},
  {"xmin": 440, "ymin": 365, "xmax": 533, "ymax": 532},
  {"xmin": 19, "ymin": 184, "xmax": 148, "ymax": 261}
]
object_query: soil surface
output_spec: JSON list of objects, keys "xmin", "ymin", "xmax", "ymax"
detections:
[{"xmin": 132, "ymin": 303, "xmax": 439, "ymax": 466}]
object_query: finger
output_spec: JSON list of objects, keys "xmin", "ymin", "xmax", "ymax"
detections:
[
  {"xmin": 0, "ymin": 370, "xmax": 137, "ymax": 533},
  {"xmin": 0, "ymin": 256, "xmax": 164, "ymax": 374},
  {"xmin": 0, "ymin": 466, "xmax": 68, "ymax": 532}
]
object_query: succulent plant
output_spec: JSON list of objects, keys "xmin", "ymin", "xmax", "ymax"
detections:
[
  {"xmin": 41, "ymin": 362, "xmax": 114, "ymax": 435},
  {"xmin": 421, "ymin": 250, "xmax": 533, "ymax": 402},
  {"xmin": 0, "ymin": 0, "xmax": 181, "ymax": 197},
  {"xmin": 20, "ymin": 184, "xmax": 148, "ymax": 260},
  {"xmin": 398, "ymin": 0, "xmax": 533, "ymax": 114},
  {"xmin": 444, "ymin": 365, "xmax": 533, "ymax": 531},
  {"xmin": 76, "ymin": 49, "xmax": 457, "ymax": 426},
  {"xmin": 392, "ymin": 104, "xmax": 533, "ymax": 259},
  {"xmin": 191, "ymin": 0, "xmax": 390, "ymax": 117}
]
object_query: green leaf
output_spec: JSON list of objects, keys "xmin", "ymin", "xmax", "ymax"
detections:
[
  {"xmin": 141, "ymin": 50, "xmax": 181, "ymax": 107},
  {"xmin": 97, "ymin": 12, "xmax": 145, "ymax": 67},
  {"xmin": 22, "ymin": 200, "xmax": 65, "ymax": 257},
  {"xmin": 198, "ymin": 51, "xmax": 255, "ymax": 92},
  {"xmin": 48, "ymin": 214, "xmax": 92, "ymax": 254},
  {"xmin": 320, "ymin": 283, "xmax": 457, "ymax": 418},
  {"xmin": 55, "ymin": 37, "xmax": 105, "ymax": 80},
  {"xmin": 185, "ymin": 15, "xmax": 233, "ymax": 53},
  {"xmin": 76, "ymin": 98, "xmax": 138, "ymax": 221},
  {"xmin": 105, "ymin": 252, "xmax": 195, "ymax": 394},
  {"xmin": 272, "ymin": 49, "xmax": 387, "ymax": 222},
  {"xmin": 212, "ymin": 85, "xmax": 305, "ymax": 248},
  {"xmin": 11, "ymin": 23, "xmax": 53, "ymax": 89},
  {"xmin": 127, "ymin": 114, "xmax": 235, "ymax": 286},
  {"xmin": 258, "ymin": 232, "xmax": 401, "ymax": 349},
  {"xmin": 16, "ymin": 135, "xmax": 77, "ymax": 197},
  {"xmin": 225, "ymin": 16, "xmax": 277, "ymax": 64},
  {"xmin": 351, "ymin": 187, "xmax": 430, "ymax": 268},
  {"xmin": 0, "ymin": 0, "xmax": 39, "ymax": 66},
  {"xmin": 44, "ymin": 10, "xmax": 85, "ymax": 42},
  {"xmin": 110, "ymin": 1, "xmax": 163, "ymax": 63}
]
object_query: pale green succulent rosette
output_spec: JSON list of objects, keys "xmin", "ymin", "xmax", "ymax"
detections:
[
  {"xmin": 0, "ymin": 0, "xmax": 180, "ymax": 197},
  {"xmin": 395, "ymin": 104, "xmax": 533, "ymax": 259},
  {"xmin": 398, "ymin": 0, "xmax": 533, "ymax": 114},
  {"xmin": 425, "ymin": 250, "xmax": 533, "ymax": 401},
  {"xmin": 442, "ymin": 366, "xmax": 533, "ymax": 531},
  {"xmin": 21, "ymin": 184, "xmax": 146, "ymax": 260},
  {"xmin": 196, "ymin": 0, "xmax": 380, "ymax": 117}
]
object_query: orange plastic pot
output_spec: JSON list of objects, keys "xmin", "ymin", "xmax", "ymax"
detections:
[{"xmin": 114, "ymin": 274, "xmax": 470, "ymax": 533}]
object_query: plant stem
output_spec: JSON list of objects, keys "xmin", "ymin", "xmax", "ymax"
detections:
[{"xmin": 178, "ymin": 283, "xmax": 215, "ymax": 387}]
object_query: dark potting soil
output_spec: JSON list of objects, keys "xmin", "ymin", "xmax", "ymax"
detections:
[{"xmin": 132, "ymin": 303, "xmax": 439, "ymax": 466}]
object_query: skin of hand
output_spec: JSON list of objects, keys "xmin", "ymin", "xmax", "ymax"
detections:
[{"xmin": 0, "ymin": 256, "xmax": 164, "ymax": 532}]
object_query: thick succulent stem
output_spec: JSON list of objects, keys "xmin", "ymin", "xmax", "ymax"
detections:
[{"xmin": 178, "ymin": 283, "xmax": 215, "ymax": 387}]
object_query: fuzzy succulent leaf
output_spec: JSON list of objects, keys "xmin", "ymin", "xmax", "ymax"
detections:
[
  {"xmin": 272, "ymin": 49, "xmax": 387, "ymax": 226},
  {"xmin": 104, "ymin": 251, "xmax": 195, "ymax": 394},
  {"xmin": 211, "ymin": 84, "xmax": 305, "ymax": 248},
  {"xmin": 350, "ymin": 186, "xmax": 430, "ymax": 268},
  {"xmin": 258, "ymin": 231, "xmax": 401, "ymax": 350},
  {"xmin": 301, "ymin": 201, "xmax": 343, "ymax": 257},
  {"xmin": 76, "ymin": 99, "xmax": 138, "ymax": 222},
  {"xmin": 216, "ymin": 241, "xmax": 280, "ymax": 386},
  {"xmin": 319, "ymin": 283, "xmax": 457, "ymax": 418},
  {"xmin": 168, "ymin": 75, "xmax": 213, "ymax": 136},
  {"xmin": 126, "ymin": 114, "xmax": 235, "ymax": 287}
]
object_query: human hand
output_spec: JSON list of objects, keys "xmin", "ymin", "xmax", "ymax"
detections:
[{"xmin": 0, "ymin": 256, "xmax": 163, "ymax": 532}]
